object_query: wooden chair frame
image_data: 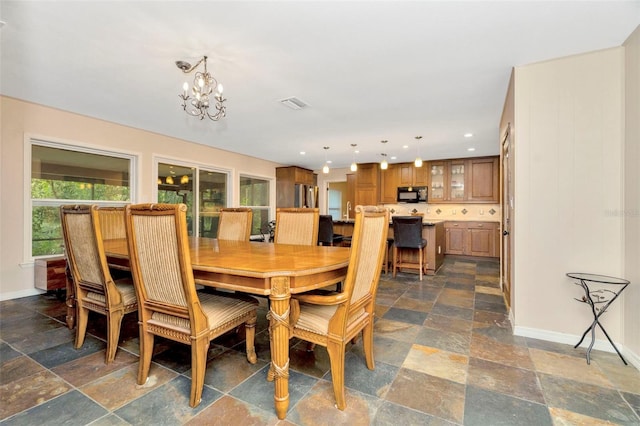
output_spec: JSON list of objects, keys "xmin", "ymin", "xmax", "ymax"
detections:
[
  {"xmin": 124, "ymin": 203, "xmax": 258, "ymax": 407},
  {"xmin": 289, "ymin": 205, "xmax": 389, "ymax": 409},
  {"xmin": 60, "ymin": 204, "xmax": 137, "ymax": 364}
]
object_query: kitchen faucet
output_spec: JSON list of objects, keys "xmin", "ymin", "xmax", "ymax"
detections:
[{"xmin": 346, "ymin": 201, "xmax": 352, "ymax": 219}]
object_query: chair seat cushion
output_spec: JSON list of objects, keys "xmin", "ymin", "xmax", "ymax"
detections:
[
  {"xmin": 150, "ymin": 292, "xmax": 258, "ymax": 333},
  {"xmin": 295, "ymin": 302, "xmax": 366, "ymax": 335},
  {"xmin": 85, "ymin": 279, "xmax": 137, "ymax": 307}
]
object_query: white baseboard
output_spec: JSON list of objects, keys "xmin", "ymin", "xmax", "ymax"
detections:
[
  {"xmin": 0, "ymin": 288, "xmax": 44, "ymax": 302},
  {"xmin": 514, "ymin": 326, "xmax": 640, "ymax": 371}
]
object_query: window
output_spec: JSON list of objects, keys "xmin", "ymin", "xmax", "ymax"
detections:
[
  {"xmin": 239, "ymin": 175, "xmax": 270, "ymax": 235},
  {"xmin": 157, "ymin": 162, "xmax": 228, "ymax": 237},
  {"xmin": 31, "ymin": 142, "xmax": 134, "ymax": 257}
]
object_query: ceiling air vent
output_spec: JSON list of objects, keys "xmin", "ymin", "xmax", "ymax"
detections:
[{"xmin": 279, "ymin": 97, "xmax": 309, "ymax": 110}]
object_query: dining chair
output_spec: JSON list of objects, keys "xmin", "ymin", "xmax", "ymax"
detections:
[
  {"xmin": 288, "ymin": 205, "xmax": 389, "ymax": 410},
  {"xmin": 59, "ymin": 204, "xmax": 138, "ymax": 364},
  {"xmin": 217, "ymin": 207, "xmax": 253, "ymax": 241},
  {"xmin": 392, "ymin": 216, "xmax": 427, "ymax": 280},
  {"xmin": 274, "ymin": 207, "xmax": 319, "ymax": 245},
  {"xmin": 124, "ymin": 203, "xmax": 259, "ymax": 408},
  {"xmin": 317, "ymin": 215, "xmax": 344, "ymax": 246},
  {"xmin": 97, "ymin": 206, "xmax": 126, "ymax": 240}
]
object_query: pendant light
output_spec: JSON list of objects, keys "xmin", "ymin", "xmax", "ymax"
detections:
[
  {"xmin": 380, "ymin": 153, "xmax": 388, "ymax": 170},
  {"xmin": 380, "ymin": 140, "xmax": 388, "ymax": 170},
  {"xmin": 350, "ymin": 144, "xmax": 358, "ymax": 172},
  {"xmin": 414, "ymin": 135, "xmax": 423, "ymax": 167},
  {"xmin": 322, "ymin": 146, "xmax": 330, "ymax": 174}
]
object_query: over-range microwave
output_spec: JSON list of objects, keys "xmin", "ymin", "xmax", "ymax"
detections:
[{"xmin": 397, "ymin": 186, "xmax": 427, "ymax": 203}]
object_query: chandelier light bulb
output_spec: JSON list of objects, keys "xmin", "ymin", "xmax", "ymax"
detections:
[
  {"xmin": 350, "ymin": 162, "xmax": 358, "ymax": 172},
  {"xmin": 415, "ymin": 157, "xmax": 423, "ymax": 168},
  {"xmin": 217, "ymin": 83, "xmax": 223, "ymax": 94},
  {"xmin": 323, "ymin": 164, "xmax": 330, "ymax": 174}
]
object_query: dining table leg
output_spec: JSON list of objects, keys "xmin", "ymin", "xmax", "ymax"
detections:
[{"xmin": 267, "ymin": 276, "xmax": 291, "ymax": 420}]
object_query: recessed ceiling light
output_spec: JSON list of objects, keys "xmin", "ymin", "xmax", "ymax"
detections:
[
  {"xmin": 402, "ymin": 145, "xmax": 409, "ymax": 149},
  {"xmin": 327, "ymin": 160, "xmax": 332, "ymax": 164},
  {"xmin": 300, "ymin": 151, "xmax": 306, "ymax": 155},
  {"xmin": 391, "ymin": 156, "xmax": 397, "ymax": 160},
  {"xmin": 467, "ymin": 147, "xmax": 476, "ymax": 151},
  {"xmin": 464, "ymin": 133, "xmax": 473, "ymax": 138}
]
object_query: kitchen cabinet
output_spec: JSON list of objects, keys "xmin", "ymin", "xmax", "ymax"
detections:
[
  {"xmin": 467, "ymin": 157, "xmax": 499, "ymax": 202},
  {"xmin": 399, "ymin": 163, "xmax": 428, "ymax": 187},
  {"xmin": 355, "ymin": 163, "xmax": 380, "ymax": 206},
  {"xmin": 380, "ymin": 164, "xmax": 399, "ymax": 204},
  {"xmin": 276, "ymin": 166, "xmax": 317, "ymax": 208},
  {"xmin": 428, "ymin": 161, "xmax": 446, "ymax": 202},
  {"xmin": 444, "ymin": 221, "xmax": 499, "ymax": 257},
  {"xmin": 345, "ymin": 173, "xmax": 356, "ymax": 219},
  {"xmin": 448, "ymin": 159, "xmax": 467, "ymax": 201},
  {"xmin": 468, "ymin": 222, "xmax": 499, "ymax": 257},
  {"xmin": 427, "ymin": 156, "xmax": 499, "ymax": 203},
  {"xmin": 413, "ymin": 165, "xmax": 429, "ymax": 186},
  {"xmin": 444, "ymin": 221, "xmax": 467, "ymax": 255}
]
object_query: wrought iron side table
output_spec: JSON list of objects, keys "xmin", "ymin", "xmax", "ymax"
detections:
[{"xmin": 566, "ymin": 272, "xmax": 630, "ymax": 365}]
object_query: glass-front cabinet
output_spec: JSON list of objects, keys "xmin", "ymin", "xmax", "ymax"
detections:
[
  {"xmin": 429, "ymin": 162, "xmax": 445, "ymax": 202},
  {"xmin": 448, "ymin": 160, "xmax": 466, "ymax": 201}
]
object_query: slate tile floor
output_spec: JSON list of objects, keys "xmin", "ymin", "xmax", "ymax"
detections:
[{"xmin": 1, "ymin": 256, "xmax": 639, "ymax": 425}]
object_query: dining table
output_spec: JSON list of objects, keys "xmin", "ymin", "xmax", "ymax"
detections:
[{"xmin": 101, "ymin": 237, "xmax": 350, "ymax": 419}]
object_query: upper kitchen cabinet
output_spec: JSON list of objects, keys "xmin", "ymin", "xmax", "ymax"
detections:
[
  {"xmin": 276, "ymin": 166, "xmax": 317, "ymax": 208},
  {"xmin": 355, "ymin": 162, "xmax": 381, "ymax": 206},
  {"xmin": 427, "ymin": 156, "xmax": 499, "ymax": 203},
  {"xmin": 448, "ymin": 159, "xmax": 467, "ymax": 201},
  {"xmin": 467, "ymin": 157, "xmax": 499, "ymax": 202},
  {"xmin": 399, "ymin": 163, "xmax": 428, "ymax": 187},
  {"xmin": 428, "ymin": 161, "xmax": 446, "ymax": 202},
  {"xmin": 380, "ymin": 164, "xmax": 399, "ymax": 204}
]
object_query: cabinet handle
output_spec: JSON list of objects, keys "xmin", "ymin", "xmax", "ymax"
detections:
[{"xmin": 478, "ymin": 224, "xmax": 483, "ymax": 227}]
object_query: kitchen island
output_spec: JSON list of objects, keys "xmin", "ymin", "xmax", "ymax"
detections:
[{"xmin": 334, "ymin": 218, "xmax": 445, "ymax": 276}]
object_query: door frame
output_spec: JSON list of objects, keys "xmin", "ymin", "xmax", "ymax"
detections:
[{"xmin": 501, "ymin": 123, "xmax": 514, "ymax": 311}]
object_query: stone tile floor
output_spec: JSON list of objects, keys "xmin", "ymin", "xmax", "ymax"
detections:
[{"xmin": 1, "ymin": 256, "xmax": 639, "ymax": 425}]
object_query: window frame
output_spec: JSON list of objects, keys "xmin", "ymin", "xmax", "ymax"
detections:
[
  {"xmin": 25, "ymin": 136, "xmax": 138, "ymax": 261},
  {"xmin": 153, "ymin": 156, "xmax": 232, "ymax": 238},
  {"xmin": 238, "ymin": 173, "xmax": 273, "ymax": 237}
]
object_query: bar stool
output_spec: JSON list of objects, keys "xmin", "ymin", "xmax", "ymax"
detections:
[{"xmin": 392, "ymin": 216, "xmax": 427, "ymax": 280}]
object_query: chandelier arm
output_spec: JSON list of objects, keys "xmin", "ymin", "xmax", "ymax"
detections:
[{"xmin": 178, "ymin": 56, "xmax": 207, "ymax": 74}]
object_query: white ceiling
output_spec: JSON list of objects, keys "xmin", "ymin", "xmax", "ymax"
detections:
[{"xmin": 1, "ymin": 1, "xmax": 638, "ymax": 171}]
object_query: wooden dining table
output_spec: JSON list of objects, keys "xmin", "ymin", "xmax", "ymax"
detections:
[{"xmin": 102, "ymin": 237, "xmax": 350, "ymax": 420}]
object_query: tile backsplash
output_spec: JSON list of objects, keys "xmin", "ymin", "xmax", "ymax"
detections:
[{"xmin": 382, "ymin": 203, "xmax": 501, "ymax": 221}]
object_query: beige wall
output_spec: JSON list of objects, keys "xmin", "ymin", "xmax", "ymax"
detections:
[
  {"xmin": 0, "ymin": 97, "xmax": 281, "ymax": 299},
  {"xmin": 512, "ymin": 47, "xmax": 630, "ymax": 355},
  {"xmin": 623, "ymin": 26, "xmax": 640, "ymax": 360}
]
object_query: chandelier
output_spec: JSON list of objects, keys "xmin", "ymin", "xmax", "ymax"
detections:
[{"xmin": 176, "ymin": 55, "xmax": 226, "ymax": 121}]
